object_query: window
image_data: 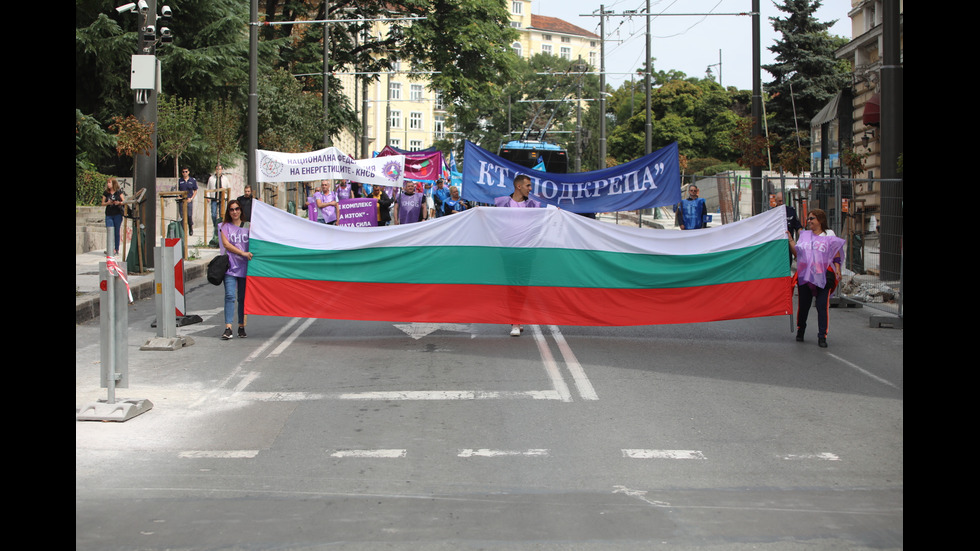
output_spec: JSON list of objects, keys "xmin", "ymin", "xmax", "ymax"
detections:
[
  {"xmin": 512, "ymin": 42, "xmax": 522, "ymax": 57},
  {"xmin": 389, "ymin": 138, "xmax": 401, "ymax": 148},
  {"xmin": 511, "ymin": 21, "xmax": 522, "ymax": 28},
  {"xmin": 589, "ymin": 51, "xmax": 597, "ymax": 67},
  {"xmin": 409, "ymin": 112, "xmax": 423, "ymax": 130},
  {"xmin": 541, "ymin": 44, "xmax": 552, "ymax": 55},
  {"xmin": 434, "ymin": 91, "xmax": 444, "ymax": 110},
  {"xmin": 560, "ymin": 46, "xmax": 571, "ymax": 60},
  {"xmin": 542, "ymin": 34, "xmax": 551, "ymax": 41},
  {"xmin": 512, "ymin": 1, "xmax": 523, "ymax": 15},
  {"xmin": 561, "ymin": 36, "xmax": 571, "ymax": 43},
  {"xmin": 390, "ymin": 110, "xmax": 401, "ymax": 128},
  {"xmin": 389, "ymin": 82, "xmax": 401, "ymax": 100},
  {"xmin": 434, "ymin": 115, "xmax": 445, "ymax": 139},
  {"xmin": 591, "ymin": 40, "xmax": 597, "ymax": 48},
  {"xmin": 410, "ymin": 84, "xmax": 424, "ymax": 101},
  {"xmin": 409, "ymin": 140, "xmax": 423, "ymax": 152}
]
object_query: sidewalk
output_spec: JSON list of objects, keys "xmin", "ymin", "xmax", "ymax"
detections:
[{"xmin": 74, "ymin": 245, "xmax": 220, "ymax": 325}]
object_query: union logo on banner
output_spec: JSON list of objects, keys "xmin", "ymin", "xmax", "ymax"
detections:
[
  {"xmin": 383, "ymin": 160, "xmax": 403, "ymax": 182},
  {"xmin": 259, "ymin": 154, "xmax": 284, "ymax": 179}
]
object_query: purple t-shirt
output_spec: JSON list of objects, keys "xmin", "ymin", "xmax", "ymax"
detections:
[
  {"xmin": 494, "ymin": 195, "xmax": 543, "ymax": 208},
  {"xmin": 219, "ymin": 222, "xmax": 250, "ymax": 277},
  {"xmin": 396, "ymin": 192, "xmax": 426, "ymax": 224},
  {"xmin": 315, "ymin": 191, "xmax": 338, "ymax": 223}
]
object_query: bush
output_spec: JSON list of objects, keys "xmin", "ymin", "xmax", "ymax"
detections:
[{"xmin": 76, "ymin": 164, "xmax": 108, "ymax": 206}]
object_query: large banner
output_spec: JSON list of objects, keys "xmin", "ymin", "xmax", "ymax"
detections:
[
  {"xmin": 246, "ymin": 200, "xmax": 792, "ymax": 326},
  {"xmin": 462, "ymin": 141, "xmax": 681, "ymax": 213},
  {"xmin": 377, "ymin": 146, "xmax": 444, "ymax": 182},
  {"xmin": 256, "ymin": 147, "xmax": 405, "ymax": 187}
]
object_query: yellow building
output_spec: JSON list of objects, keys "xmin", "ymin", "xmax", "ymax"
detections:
[{"xmin": 332, "ymin": 1, "xmax": 599, "ymax": 159}]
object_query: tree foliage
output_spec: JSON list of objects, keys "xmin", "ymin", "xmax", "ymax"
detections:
[
  {"xmin": 157, "ymin": 95, "xmax": 198, "ymax": 177},
  {"xmin": 608, "ymin": 76, "xmax": 742, "ymax": 164},
  {"xmin": 763, "ymin": 0, "xmax": 850, "ymax": 156}
]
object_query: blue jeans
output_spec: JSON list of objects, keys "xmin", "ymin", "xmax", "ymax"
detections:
[
  {"xmin": 224, "ymin": 273, "xmax": 246, "ymax": 326},
  {"xmin": 105, "ymin": 214, "xmax": 123, "ymax": 253}
]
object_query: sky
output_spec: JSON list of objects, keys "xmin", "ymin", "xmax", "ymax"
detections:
[{"xmin": 532, "ymin": 0, "xmax": 854, "ymax": 91}]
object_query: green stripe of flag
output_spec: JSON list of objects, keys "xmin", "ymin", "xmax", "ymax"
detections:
[{"xmin": 248, "ymin": 239, "xmax": 789, "ymax": 290}]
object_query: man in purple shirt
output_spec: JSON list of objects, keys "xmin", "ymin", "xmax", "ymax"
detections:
[
  {"xmin": 495, "ymin": 173, "xmax": 544, "ymax": 336},
  {"xmin": 494, "ymin": 173, "xmax": 542, "ymax": 208},
  {"xmin": 393, "ymin": 180, "xmax": 428, "ymax": 224}
]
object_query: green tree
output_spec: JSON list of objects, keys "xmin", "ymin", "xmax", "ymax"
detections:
[
  {"xmin": 763, "ymin": 0, "xmax": 850, "ymax": 155},
  {"xmin": 608, "ymin": 77, "xmax": 742, "ymax": 163},
  {"xmin": 258, "ymin": 68, "xmax": 328, "ymax": 153},
  {"xmin": 157, "ymin": 95, "xmax": 198, "ymax": 178},
  {"xmin": 199, "ymin": 98, "xmax": 242, "ymax": 168}
]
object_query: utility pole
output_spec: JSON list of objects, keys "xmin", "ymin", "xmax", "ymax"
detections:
[
  {"xmin": 118, "ymin": 0, "xmax": 171, "ymax": 269},
  {"xmin": 751, "ymin": 0, "xmax": 763, "ymax": 215},
  {"xmin": 598, "ymin": 5, "xmax": 607, "ymax": 168}
]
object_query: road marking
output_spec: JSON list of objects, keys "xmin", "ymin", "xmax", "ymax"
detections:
[
  {"xmin": 192, "ymin": 317, "xmax": 303, "ymax": 408},
  {"xmin": 613, "ymin": 485, "xmax": 672, "ymax": 507},
  {"xmin": 178, "ymin": 450, "xmax": 260, "ymax": 458},
  {"xmin": 329, "ymin": 449, "xmax": 407, "ymax": 458},
  {"xmin": 548, "ymin": 325, "xmax": 598, "ymax": 400},
  {"xmin": 530, "ymin": 325, "xmax": 573, "ymax": 402},
  {"xmin": 336, "ymin": 390, "xmax": 563, "ymax": 401},
  {"xmin": 781, "ymin": 452, "xmax": 840, "ymax": 461},
  {"xmin": 827, "ymin": 352, "xmax": 900, "ymax": 389},
  {"xmin": 458, "ymin": 449, "xmax": 549, "ymax": 457},
  {"xmin": 622, "ymin": 449, "xmax": 707, "ymax": 460},
  {"xmin": 268, "ymin": 317, "xmax": 317, "ymax": 357}
]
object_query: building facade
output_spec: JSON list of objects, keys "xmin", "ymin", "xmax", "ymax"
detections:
[
  {"xmin": 835, "ymin": 0, "xmax": 904, "ymax": 196},
  {"xmin": 332, "ymin": 1, "xmax": 599, "ymax": 160}
]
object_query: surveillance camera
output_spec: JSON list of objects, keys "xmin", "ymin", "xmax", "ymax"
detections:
[
  {"xmin": 160, "ymin": 27, "xmax": 171, "ymax": 38},
  {"xmin": 161, "ymin": 5, "xmax": 172, "ymax": 17},
  {"xmin": 138, "ymin": 0, "xmax": 148, "ymax": 14},
  {"xmin": 116, "ymin": 3, "xmax": 136, "ymax": 13}
]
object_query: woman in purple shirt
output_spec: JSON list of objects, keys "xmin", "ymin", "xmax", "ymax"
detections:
[{"xmin": 219, "ymin": 199, "xmax": 253, "ymax": 340}]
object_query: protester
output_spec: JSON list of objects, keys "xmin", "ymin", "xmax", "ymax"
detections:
[
  {"xmin": 393, "ymin": 180, "xmax": 428, "ymax": 224},
  {"xmin": 237, "ymin": 184, "xmax": 255, "ymax": 223},
  {"xmin": 441, "ymin": 185, "xmax": 466, "ymax": 216},
  {"xmin": 369, "ymin": 184, "xmax": 392, "ymax": 226},
  {"xmin": 432, "ymin": 178, "xmax": 451, "ymax": 217},
  {"xmin": 206, "ymin": 164, "xmax": 226, "ymax": 225},
  {"xmin": 776, "ymin": 192, "xmax": 802, "ymax": 238},
  {"xmin": 335, "ymin": 180, "xmax": 353, "ymax": 201},
  {"xmin": 177, "ymin": 167, "xmax": 199, "ymax": 235},
  {"xmin": 495, "ymin": 173, "xmax": 545, "ymax": 336},
  {"xmin": 219, "ymin": 199, "xmax": 253, "ymax": 340},
  {"xmin": 102, "ymin": 177, "xmax": 125, "ymax": 255},
  {"xmin": 788, "ymin": 208, "xmax": 844, "ymax": 348},
  {"xmin": 674, "ymin": 184, "xmax": 707, "ymax": 230},
  {"xmin": 314, "ymin": 180, "xmax": 339, "ymax": 224}
]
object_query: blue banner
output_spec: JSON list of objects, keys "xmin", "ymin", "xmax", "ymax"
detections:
[{"xmin": 461, "ymin": 141, "xmax": 680, "ymax": 213}]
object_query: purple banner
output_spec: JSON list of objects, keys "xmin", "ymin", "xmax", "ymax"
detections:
[{"xmin": 337, "ymin": 198, "xmax": 378, "ymax": 227}]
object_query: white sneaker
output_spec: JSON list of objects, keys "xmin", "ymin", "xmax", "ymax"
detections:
[{"xmin": 510, "ymin": 325, "xmax": 521, "ymax": 337}]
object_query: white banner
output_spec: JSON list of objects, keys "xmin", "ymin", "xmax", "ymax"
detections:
[{"xmin": 255, "ymin": 147, "xmax": 405, "ymax": 186}]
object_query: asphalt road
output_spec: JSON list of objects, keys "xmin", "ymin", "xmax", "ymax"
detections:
[{"xmin": 76, "ymin": 278, "xmax": 903, "ymax": 550}]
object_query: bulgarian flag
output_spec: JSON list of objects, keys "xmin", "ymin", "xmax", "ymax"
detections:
[{"xmin": 245, "ymin": 200, "xmax": 792, "ymax": 326}]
